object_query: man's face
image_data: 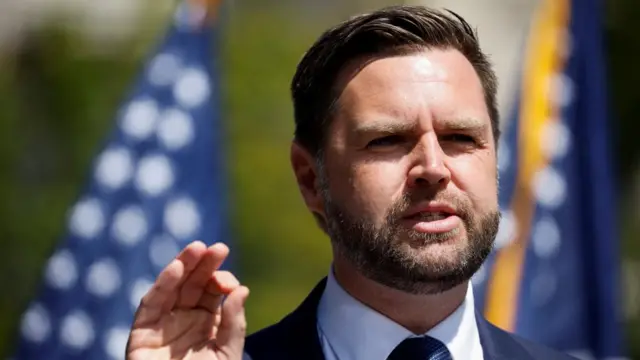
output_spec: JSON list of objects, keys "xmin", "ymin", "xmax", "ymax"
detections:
[{"xmin": 319, "ymin": 49, "xmax": 500, "ymax": 294}]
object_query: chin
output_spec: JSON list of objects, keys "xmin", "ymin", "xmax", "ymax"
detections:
[
  {"xmin": 397, "ymin": 236, "xmax": 476, "ymax": 273},
  {"xmin": 401, "ymin": 226, "xmax": 467, "ymax": 249},
  {"xmin": 414, "ymin": 248, "xmax": 470, "ymax": 270},
  {"xmin": 366, "ymin": 262, "xmax": 473, "ymax": 296}
]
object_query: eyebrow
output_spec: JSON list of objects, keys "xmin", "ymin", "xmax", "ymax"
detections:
[
  {"xmin": 441, "ymin": 118, "xmax": 488, "ymax": 133},
  {"xmin": 352, "ymin": 120, "xmax": 415, "ymax": 134},
  {"xmin": 352, "ymin": 117, "xmax": 488, "ymax": 135}
]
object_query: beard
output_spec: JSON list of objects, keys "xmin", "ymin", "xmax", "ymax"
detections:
[{"xmin": 320, "ymin": 176, "xmax": 500, "ymax": 295}]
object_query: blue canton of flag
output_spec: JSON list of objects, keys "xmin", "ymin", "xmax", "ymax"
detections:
[
  {"xmin": 13, "ymin": 1, "xmax": 230, "ymax": 359},
  {"xmin": 472, "ymin": 0, "xmax": 627, "ymax": 359}
]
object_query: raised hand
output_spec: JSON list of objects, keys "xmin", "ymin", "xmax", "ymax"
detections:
[{"xmin": 126, "ymin": 241, "xmax": 249, "ymax": 360}]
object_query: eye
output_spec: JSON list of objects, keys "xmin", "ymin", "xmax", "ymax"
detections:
[
  {"xmin": 441, "ymin": 134, "xmax": 476, "ymax": 144},
  {"xmin": 366, "ymin": 135, "xmax": 404, "ymax": 148}
]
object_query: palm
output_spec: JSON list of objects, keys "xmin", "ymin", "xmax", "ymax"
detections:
[
  {"xmin": 128, "ymin": 309, "xmax": 218, "ymax": 360},
  {"xmin": 126, "ymin": 242, "xmax": 249, "ymax": 360}
]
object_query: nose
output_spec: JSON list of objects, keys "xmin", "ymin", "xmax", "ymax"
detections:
[{"xmin": 407, "ymin": 134, "xmax": 450, "ymax": 188}]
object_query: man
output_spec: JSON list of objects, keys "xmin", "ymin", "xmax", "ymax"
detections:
[{"xmin": 126, "ymin": 5, "xmax": 577, "ymax": 360}]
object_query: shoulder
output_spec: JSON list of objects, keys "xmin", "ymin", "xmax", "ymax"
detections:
[
  {"xmin": 503, "ymin": 331, "xmax": 578, "ymax": 360},
  {"xmin": 244, "ymin": 321, "xmax": 289, "ymax": 359},
  {"xmin": 478, "ymin": 317, "xmax": 578, "ymax": 360},
  {"xmin": 243, "ymin": 278, "xmax": 328, "ymax": 360},
  {"xmin": 243, "ymin": 289, "xmax": 326, "ymax": 360}
]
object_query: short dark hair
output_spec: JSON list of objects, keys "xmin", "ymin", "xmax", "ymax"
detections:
[{"xmin": 291, "ymin": 5, "xmax": 499, "ymax": 157}]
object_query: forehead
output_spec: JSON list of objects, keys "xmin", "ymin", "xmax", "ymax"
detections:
[{"xmin": 333, "ymin": 49, "xmax": 490, "ymax": 130}]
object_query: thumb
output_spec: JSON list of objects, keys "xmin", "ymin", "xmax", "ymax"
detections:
[{"xmin": 215, "ymin": 285, "xmax": 250, "ymax": 359}]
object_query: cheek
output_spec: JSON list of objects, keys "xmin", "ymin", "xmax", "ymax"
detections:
[
  {"xmin": 340, "ymin": 163, "xmax": 408, "ymax": 219},
  {"xmin": 449, "ymin": 153, "xmax": 498, "ymax": 209}
]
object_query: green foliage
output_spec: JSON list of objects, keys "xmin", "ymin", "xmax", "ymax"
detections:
[
  {"xmin": 220, "ymin": 9, "xmax": 334, "ymax": 331},
  {"xmin": 606, "ymin": 1, "xmax": 640, "ymax": 356},
  {"xmin": 0, "ymin": 25, "xmax": 143, "ymax": 355}
]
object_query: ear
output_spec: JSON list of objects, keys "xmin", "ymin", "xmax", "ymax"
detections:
[{"xmin": 290, "ymin": 141, "xmax": 325, "ymax": 221}]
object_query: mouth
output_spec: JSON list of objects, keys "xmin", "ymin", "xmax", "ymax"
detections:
[
  {"xmin": 404, "ymin": 211, "xmax": 452, "ymax": 222},
  {"xmin": 401, "ymin": 206, "xmax": 461, "ymax": 234}
]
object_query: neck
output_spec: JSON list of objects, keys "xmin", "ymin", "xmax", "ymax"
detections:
[{"xmin": 332, "ymin": 255, "xmax": 468, "ymax": 334}]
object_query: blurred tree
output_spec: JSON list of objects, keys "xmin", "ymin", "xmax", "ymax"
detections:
[
  {"xmin": 606, "ymin": 0, "xmax": 640, "ymax": 355},
  {"xmin": 0, "ymin": 26, "xmax": 144, "ymax": 355},
  {"xmin": 222, "ymin": 5, "xmax": 335, "ymax": 330}
]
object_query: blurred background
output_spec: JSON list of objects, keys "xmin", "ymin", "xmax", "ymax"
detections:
[{"xmin": 0, "ymin": 0, "xmax": 638, "ymax": 359}]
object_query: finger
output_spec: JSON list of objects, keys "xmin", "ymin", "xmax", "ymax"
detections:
[
  {"xmin": 196, "ymin": 271, "xmax": 241, "ymax": 314},
  {"xmin": 177, "ymin": 240, "xmax": 209, "ymax": 272},
  {"xmin": 140, "ymin": 241, "xmax": 207, "ymax": 309},
  {"xmin": 215, "ymin": 286, "xmax": 250, "ymax": 358},
  {"xmin": 132, "ymin": 260, "xmax": 182, "ymax": 327},
  {"xmin": 205, "ymin": 271, "xmax": 240, "ymax": 296},
  {"xmin": 186, "ymin": 271, "xmax": 241, "ymax": 323},
  {"xmin": 195, "ymin": 292, "xmax": 224, "ymax": 313},
  {"xmin": 177, "ymin": 243, "xmax": 229, "ymax": 308}
]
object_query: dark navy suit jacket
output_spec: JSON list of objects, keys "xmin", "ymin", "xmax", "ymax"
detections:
[{"xmin": 245, "ymin": 278, "xmax": 577, "ymax": 360}]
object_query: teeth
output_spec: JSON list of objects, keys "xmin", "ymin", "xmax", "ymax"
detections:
[{"xmin": 416, "ymin": 212, "xmax": 448, "ymax": 221}]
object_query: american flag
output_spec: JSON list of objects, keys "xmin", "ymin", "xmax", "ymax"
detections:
[
  {"xmin": 472, "ymin": 0, "xmax": 627, "ymax": 358},
  {"xmin": 12, "ymin": 1, "xmax": 230, "ymax": 359}
]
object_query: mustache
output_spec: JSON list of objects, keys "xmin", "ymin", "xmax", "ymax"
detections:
[{"xmin": 387, "ymin": 190, "xmax": 474, "ymax": 222}]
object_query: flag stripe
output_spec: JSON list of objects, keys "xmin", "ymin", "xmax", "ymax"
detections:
[{"xmin": 483, "ymin": 0, "xmax": 570, "ymax": 331}]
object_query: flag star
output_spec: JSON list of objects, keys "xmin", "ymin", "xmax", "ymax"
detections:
[
  {"xmin": 112, "ymin": 205, "xmax": 149, "ymax": 246},
  {"xmin": 69, "ymin": 198, "xmax": 106, "ymax": 240},
  {"xmin": 548, "ymin": 73, "xmax": 575, "ymax": 108},
  {"xmin": 46, "ymin": 250, "xmax": 79, "ymax": 290},
  {"xmin": 157, "ymin": 108, "xmax": 195, "ymax": 150},
  {"xmin": 60, "ymin": 311, "xmax": 95, "ymax": 350},
  {"xmin": 86, "ymin": 259, "xmax": 122, "ymax": 298},
  {"xmin": 20, "ymin": 303, "xmax": 51, "ymax": 343},
  {"xmin": 149, "ymin": 234, "xmax": 180, "ymax": 269},
  {"xmin": 532, "ymin": 216, "xmax": 561, "ymax": 259},
  {"xmin": 104, "ymin": 326, "xmax": 131, "ymax": 359},
  {"xmin": 541, "ymin": 120, "xmax": 572, "ymax": 160},
  {"xmin": 129, "ymin": 278, "xmax": 154, "ymax": 311},
  {"xmin": 173, "ymin": 67, "xmax": 211, "ymax": 109},
  {"xmin": 95, "ymin": 147, "xmax": 135, "ymax": 190},
  {"xmin": 135, "ymin": 154, "xmax": 175, "ymax": 197},
  {"xmin": 121, "ymin": 98, "xmax": 160, "ymax": 141},
  {"xmin": 533, "ymin": 166, "xmax": 567, "ymax": 209},
  {"xmin": 148, "ymin": 52, "xmax": 183, "ymax": 86},
  {"xmin": 164, "ymin": 196, "xmax": 201, "ymax": 240}
]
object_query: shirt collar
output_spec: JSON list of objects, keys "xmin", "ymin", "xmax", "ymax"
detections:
[{"xmin": 317, "ymin": 267, "xmax": 481, "ymax": 360}]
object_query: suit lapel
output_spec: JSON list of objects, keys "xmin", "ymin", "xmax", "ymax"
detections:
[
  {"xmin": 476, "ymin": 312, "xmax": 508, "ymax": 360},
  {"xmin": 274, "ymin": 277, "xmax": 328, "ymax": 360},
  {"xmin": 476, "ymin": 312, "xmax": 537, "ymax": 360}
]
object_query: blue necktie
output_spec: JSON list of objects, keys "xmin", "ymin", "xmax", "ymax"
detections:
[{"xmin": 387, "ymin": 336, "xmax": 453, "ymax": 360}]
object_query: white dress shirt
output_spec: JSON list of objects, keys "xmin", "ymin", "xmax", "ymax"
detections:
[{"xmin": 317, "ymin": 268, "xmax": 484, "ymax": 360}]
